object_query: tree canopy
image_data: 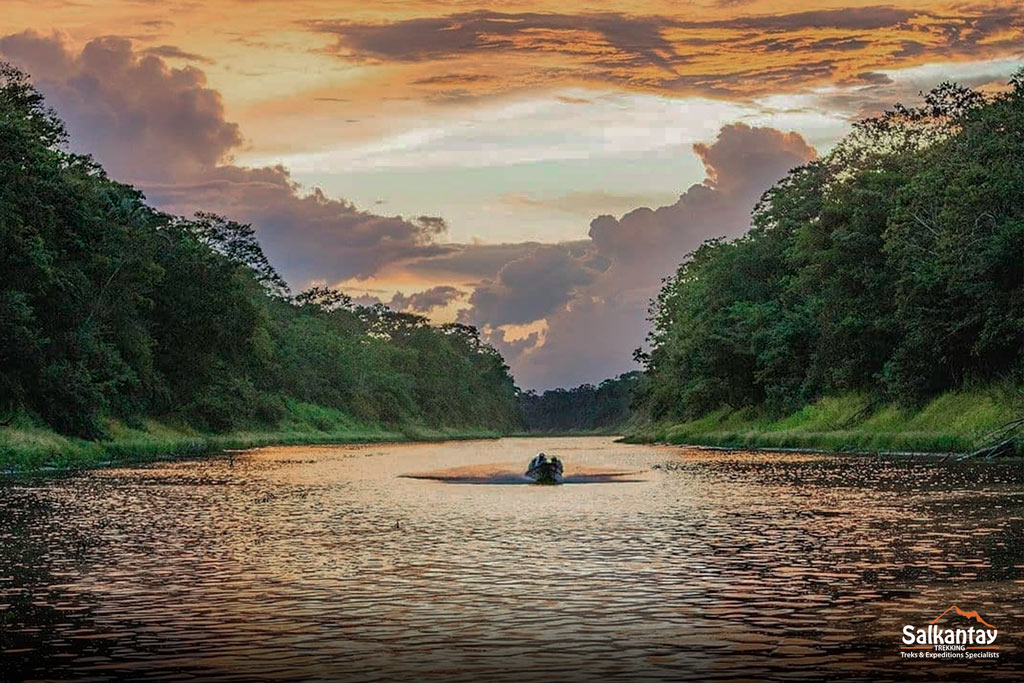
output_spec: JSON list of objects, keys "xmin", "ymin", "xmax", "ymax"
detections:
[
  {"xmin": 0, "ymin": 63, "xmax": 523, "ymax": 437},
  {"xmin": 520, "ymin": 372, "xmax": 641, "ymax": 432},
  {"xmin": 636, "ymin": 76, "xmax": 1024, "ymax": 422}
]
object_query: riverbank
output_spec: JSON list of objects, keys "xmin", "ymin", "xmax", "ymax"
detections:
[
  {"xmin": 0, "ymin": 399, "xmax": 502, "ymax": 472},
  {"xmin": 625, "ymin": 389, "xmax": 1022, "ymax": 456}
]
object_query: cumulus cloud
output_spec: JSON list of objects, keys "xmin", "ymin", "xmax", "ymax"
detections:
[
  {"xmin": 502, "ymin": 123, "xmax": 817, "ymax": 388},
  {"xmin": 587, "ymin": 124, "xmax": 815, "ymax": 271},
  {"xmin": 457, "ymin": 244, "xmax": 601, "ymax": 328},
  {"xmin": 146, "ymin": 168, "xmax": 453, "ymax": 281},
  {"xmin": 0, "ymin": 31, "xmax": 448, "ymax": 285},
  {"xmin": 0, "ymin": 32, "xmax": 240, "ymax": 181},
  {"xmin": 362, "ymin": 122, "xmax": 816, "ymax": 388},
  {"xmin": 3, "ymin": 10, "xmax": 1015, "ymax": 393}
]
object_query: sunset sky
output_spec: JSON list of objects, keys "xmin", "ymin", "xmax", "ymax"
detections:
[{"xmin": 2, "ymin": 1, "xmax": 1022, "ymax": 388}]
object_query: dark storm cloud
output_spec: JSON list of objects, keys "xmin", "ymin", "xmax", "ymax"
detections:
[{"xmin": 0, "ymin": 31, "xmax": 450, "ymax": 285}]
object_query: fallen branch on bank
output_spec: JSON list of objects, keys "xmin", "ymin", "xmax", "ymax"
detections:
[{"xmin": 959, "ymin": 416, "xmax": 1023, "ymax": 460}]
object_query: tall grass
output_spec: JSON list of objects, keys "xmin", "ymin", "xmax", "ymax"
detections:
[
  {"xmin": 627, "ymin": 386, "xmax": 1022, "ymax": 455},
  {"xmin": 0, "ymin": 398, "xmax": 501, "ymax": 472}
]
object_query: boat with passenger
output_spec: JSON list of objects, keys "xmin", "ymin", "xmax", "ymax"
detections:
[{"xmin": 525, "ymin": 452, "xmax": 563, "ymax": 484}]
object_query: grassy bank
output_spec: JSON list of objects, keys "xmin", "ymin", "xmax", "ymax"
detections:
[
  {"xmin": 626, "ymin": 388, "xmax": 1022, "ymax": 455},
  {"xmin": 0, "ymin": 398, "xmax": 502, "ymax": 472}
]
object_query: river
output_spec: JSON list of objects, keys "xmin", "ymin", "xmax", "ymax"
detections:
[{"xmin": 1, "ymin": 436, "xmax": 1021, "ymax": 680}]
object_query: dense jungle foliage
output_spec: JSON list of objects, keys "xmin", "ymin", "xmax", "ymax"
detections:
[
  {"xmin": 519, "ymin": 372, "xmax": 640, "ymax": 432},
  {"xmin": 636, "ymin": 76, "xmax": 1024, "ymax": 423},
  {"xmin": 0, "ymin": 64, "xmax": 523, "ymax": 439}
]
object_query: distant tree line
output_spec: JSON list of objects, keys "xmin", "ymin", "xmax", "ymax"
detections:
[
  {"xmin": 0, "ymin": 64, "xmax": 523, "ymax": 438},
  {"xmin": 519, "ymin": 372, "xmax": 641, "ymax": 432},
  {"xmin": 636, "ymin": 76, "xmax": 1024, "ymax": 423}
]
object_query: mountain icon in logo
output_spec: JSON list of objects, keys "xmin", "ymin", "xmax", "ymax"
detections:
[{"xmin": 929, "ymin": 605, "xmax": 995, "ymax": 629}]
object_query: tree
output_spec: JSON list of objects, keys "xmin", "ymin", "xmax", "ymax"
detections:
[
  {"xmin": 637, "ymin": 76, "xmax": 1024, "ymax": 423},
  {"xmin": 0, "ymin": 61, "xmax": 525, "ymax": 438}
]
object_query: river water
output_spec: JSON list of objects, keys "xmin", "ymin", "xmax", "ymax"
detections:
[{"xmin": 1, "ymin": 436, "xmax": 1022, "ymax": 681}]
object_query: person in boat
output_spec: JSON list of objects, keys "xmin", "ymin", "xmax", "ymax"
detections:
[
  {"xmin": 549, "ymin": 456, "xmax": 563, "ymax": 475},
  {"xmin": 530, "ymin": 453, "xmax": 548, "ymax": 470}
]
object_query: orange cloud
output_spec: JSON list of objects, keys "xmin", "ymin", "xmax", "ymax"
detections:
[
  {"xmin": 10, "ymin": 2, "xmax": 1021, "ymax": 107},
  {"xmin": 0, "ymin": 32, "xmax": 453, "ymax": 285},
  {"xmin": 308, "ymin": 4, "xmax": 1024, "ymax": 99},
  {"xmin": 5, "ymin": 2, "xmax": 1020, "ymax": 165},
  {"xmin": 2, "ymin": 1, "xmax": 1020, "ymax": 388}
]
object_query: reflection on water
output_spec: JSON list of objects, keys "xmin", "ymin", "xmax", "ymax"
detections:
[
  {"xmin": 402, "ymin": 461, "xmax": 644, "ymax": 484},
  {"xmin": 0, "ymin": 437, "xmax": 1022, "ymax": 681}
]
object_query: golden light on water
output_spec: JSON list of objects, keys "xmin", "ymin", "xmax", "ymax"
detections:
[{"xmin": 2, "ymin": 437, "xmax": 1022, "ymax": 679}]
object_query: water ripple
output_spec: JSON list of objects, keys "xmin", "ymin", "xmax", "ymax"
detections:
[{"xmin": 1, "ymin": 438, "xmax": 1021, "ymax": 681}]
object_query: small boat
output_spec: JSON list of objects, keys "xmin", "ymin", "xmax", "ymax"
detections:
[{"xmin": 526, "ymin": 452, "xmax": 563, "ymax": 485}]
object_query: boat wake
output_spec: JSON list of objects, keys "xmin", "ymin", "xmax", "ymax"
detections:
[{"xmin": 401, "ymin": 463, "xmax": 644, "ymax": 485}]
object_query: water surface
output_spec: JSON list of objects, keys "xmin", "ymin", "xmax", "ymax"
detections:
[{"xmin": 1, "ymin": 437, "xmax": 1022, "ymax": 680}]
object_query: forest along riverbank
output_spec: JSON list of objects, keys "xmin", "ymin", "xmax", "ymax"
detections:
[
  {"xmin": 1, "ymin": 437, "xmax": 1021, "ymax": 681},
  {"xmin": 7, "ymin": 385, "xmax": 1019, "ymax": 471},
  {"xmin": 0, "ymin": 398, "xmax": 502, "ymax": 472},
  {"xmin": 0, "ymin": 67, "xmax": 522, "ymax": 475},
  {"xmin": 628, "ymin": 82, "xmax": 1022, "ymax": 459},
  {"xmin": 626, "ymin": 388, "xmax": 1022, "ymax": 456}
]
